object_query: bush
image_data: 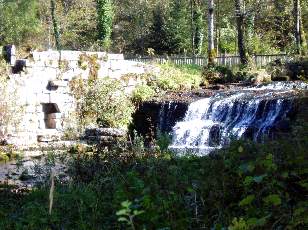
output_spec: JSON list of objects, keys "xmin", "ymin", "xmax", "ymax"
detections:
[
  {"xmin": 154, "ymin": 62, "xmax": 202, "ymax": 91},
  {"xmin": 70, "ymin": 76, "xmax": 135, "ymax": 129},
  {"xmin": 202, "ymin": 65, "xmax": 238, "ymax": 84},
  {"xmin": 1, "ymin": 123, "xmax": 307, "ymax": 229},
  {"xmin": 131, "ymin": 84, "xmax": 156, "ymax": 104},
  {"xmin": 267, "ymin": 57, "xmax": 308, "ymax": 81},
  {"xmin": 286, "ymin": 57, "xmax": 308, "ymax": 81}
]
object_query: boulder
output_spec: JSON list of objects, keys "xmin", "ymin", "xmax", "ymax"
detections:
[
  {"xmin": 84, "ymin": 128, "xmax": 126, "ymax": 137},
  {"xmin": 250, "ymin": 69, "xmax": 272, "ymax": 84}
]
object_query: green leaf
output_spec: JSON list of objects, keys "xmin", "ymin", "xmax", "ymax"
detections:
[
  {"xmin": 121, "ymin": 200, "xmax": 132, "ymax": 208},
  {"xmin": 244, "ymin": 176, "xmax": 254, "ymax": 186},
  {"xmin": 187, "ymin": 187, "xmax": 194, "ymax": 193},
  {"xmin": 118, "ymin": 217, "xmax": 129, "ymax": 222},
  {"xmin": 133, "ymin": 210, "xmax": 144, "ymax": 216},
  {"xmin": 116, "ymin": 209, "xmax": 128, "ymax": 216},
  {"xmin": 263, "ymin": 194, "xmax": 281, "ymax": 206},
  {"xmin": 239, "ymin": 195, "xmax": 255, "ymax": 206},
  {"xmin": 255, "ymin": 216, "xmax": 268, "ymax": 226},
  {"xmin": 247, "ymin": 215, "xmax": 270, "ymax": 227},
  {"xmin": 247, "ymin": 217, "xmax": 258, "ymax": 226}
]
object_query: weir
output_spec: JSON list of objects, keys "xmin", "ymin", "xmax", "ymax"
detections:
[{"xmin": 170, "ymin": 82, "xmax": 307, "ymax": 154}]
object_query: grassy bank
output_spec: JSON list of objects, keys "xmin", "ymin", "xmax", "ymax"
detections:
[{"xmin": 0, "ymin": 123, "xmax": 307, "ymax": 230}]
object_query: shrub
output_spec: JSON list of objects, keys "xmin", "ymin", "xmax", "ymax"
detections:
[
  {"xmin": 267, "ymin": 57, "xmax": 308, "ymax": 81},
  {"xmin": 286, "ymin": 57, "xmax": 308, "ymax": 81},
  {"xmin": 70, "ymin": 76, "xmax": 135, "ymax": 129},
  {"xmin": 131, "ymin": 84, "xmax": 156, "ymax": 104},
  {"xmin": 1, "ymin": 122, "xmax": 306, "ymax": 229},
  {"xmin": 155, "ymin": 63, "xmax": 202, "ymax": 91},
  {"xmin": 202, "ymin": 65, "xmax": 238, "ymax": 84}
]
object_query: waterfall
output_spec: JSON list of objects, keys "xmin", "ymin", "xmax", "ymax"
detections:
[{"xmin": 170, "ymin": 82, "xmax": 307, "ymax": 154}]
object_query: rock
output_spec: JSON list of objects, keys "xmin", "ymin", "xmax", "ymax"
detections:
[
  {"xmin": 86, "ymin": 136, "xmax": 114, "ymax": 143},
  {"xmin": 200, "ymin": 79, "xmax": 209, "ymax": 88},
  {"xmin": 209, "ymin": 125, "xmax": 221, "ymax": 146},
  {"xmin": 12, "ymin": 59, "xmax": 27, "ymax": 74},
  {"xmin": 49, "ymin": 80, "xmax": 68, "ymax": 88},
  {"xmin": 273, "ymin": 120, "xmax": 291, "ymax": 132},
  {"xmin": 251, "ymin": 69, "xmax": 272, "ymax": 84},
  {"xmin": 202, "ymin": 71, "xmax": 222, "ymax": 84},
  {"xmin": 84, "ymin": 128, "xmax": 126, "ymax": 137},
  {"xmin": 271, "ymin": 68, "xmax": 290, "ymax": 81},
  {"xmin": 208, "ymin": 84, "xmax": 226, "ymax": 90},
  {"xmin": 37, "ymin": 134, "xmax": 61, "ymax": 143}
]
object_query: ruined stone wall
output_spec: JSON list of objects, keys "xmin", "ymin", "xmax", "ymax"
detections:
[{"xmin": 4, "ymin": 48, "xmax": 156, "ymax": 147}]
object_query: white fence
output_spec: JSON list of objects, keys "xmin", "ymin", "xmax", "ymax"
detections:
[{"xmin": 126, "ymin": 54, "xmax": 291, "ymax": 67}]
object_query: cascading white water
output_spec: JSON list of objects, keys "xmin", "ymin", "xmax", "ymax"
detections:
[{"xmin": 170, "ymin": 82, "xmax": 307, "ymax": 154}]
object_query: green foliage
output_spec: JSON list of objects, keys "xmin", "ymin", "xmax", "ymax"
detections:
[
  {"xmin": 50, "ymin": 0, "xmax": 61, "ymax": 50},
  {"xmin": 193, "ymin": 4, "xmax": 205, "ymax": 55},
  {"xmin": 70, "ymin": 76, "xmax": 135, "ymax": 129},
  {"xmin": 156, "ymin": 132, "xmax": 171, "ymax": 153},
  {"xmin": 228, "ymin": 217, "xmax": 249, "ymax": 230},
  {"xmin": 96, "ymin": 0, "xmax": 114, "ymax": 49},
  {"xmin": 0, "ymin": 0, "xmax": 307, "ymax": 55},
  {"xmin": 0, "ymin": 0, "xmax": 42, "ymax": 47},
  {"xmin": 0, "ymin": 152, "xmax": 9, "ymax": 163},
  {"xmin": 219, "ymin": 18, "xmax": 237, "ymax": 54},
  {"xmin": 1, "ymin": 122, "xmax": 307, "ymax": 229},
  {"xmin": 202, "ymin": 65, "xmax": 240, "ymax": 84},
  {"xmin": 267, "ymin": 57, "xmax": 308, "ymax": 81},
  {"xmin": 116, "ymin": 200, "xmax": 144, "ymax": 229},
  {"xmin": 155, "ymin": 63, "xmax": 202, "ymax": 90},
  {"xmin": 248, "ymin": 34, "xmax": 281, "ymax": 54},
  {"xmin": 60, "ymin": 0, "xmax": 99, "ymax": 50},
  {"xmin": 164, "ymin": 0, "xmax": 191, "ymax": 54},
  {"xmin": 82, "ymin": 78, "xmax": 135, "ymax": 128},
  {"xmin": 132, "ymin": 85, "xmax": 155, "ymax": 104}
]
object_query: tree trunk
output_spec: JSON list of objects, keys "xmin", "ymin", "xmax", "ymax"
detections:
[
  {"xmin": 216, "ymin": 0, "xmax": 220, "ymax": 56},
  {"xmin": 294, "ymin": 0, "xmax": 301, "ymax": 54},
  {"xmin": 50, "ymin": 0, "xmax": 61, "ymax": 50},
  {"xmin": 235, "ymin": 0, "xmax": 248, "ymax": 66},
  {"xmin": 191, "ymin": 0, "xmax": 195, "ymax": 56},
  {"xmin": 294, "ymin": 0, "xmax": 307, "ymax": 55},
  {"xmin": 208, "ymin": 0, "xmax": 215, "ymax": 65}
]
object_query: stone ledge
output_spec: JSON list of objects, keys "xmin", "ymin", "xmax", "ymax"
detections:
[{"xmin": 84, "ymin": 128, "xmax": 126, "ymax": 137}]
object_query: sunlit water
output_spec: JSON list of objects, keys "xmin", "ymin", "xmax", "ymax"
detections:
[{"xmin": 170, "ymin": 82, "xmax": 308, "ymax": 155}]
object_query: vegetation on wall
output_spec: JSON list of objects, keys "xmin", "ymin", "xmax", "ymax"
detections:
[
  {"xmin": 0, "ymin": 58, "xmax": 24, "ymax": 140},
  {"xmin": 70, "ymin": 74, "xmax": 135, "ymax": 129},
  {"xmin": 96, "ymin": 0, "xmax": 114, "ymax": 49}
]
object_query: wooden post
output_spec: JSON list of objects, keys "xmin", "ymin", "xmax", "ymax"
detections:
[{"xmin": 222, "ymin": 51, "xmax": 226, "ymax": 66}]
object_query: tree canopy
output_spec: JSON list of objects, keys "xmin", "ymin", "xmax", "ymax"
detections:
[{"xmin": 0, "ymin": 0, "xmax": 307, "ymax": 56}]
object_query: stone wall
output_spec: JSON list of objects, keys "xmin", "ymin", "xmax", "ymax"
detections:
[{"xmin": 3, "ymin": 46, "xmax": 156, "ymax": 147}]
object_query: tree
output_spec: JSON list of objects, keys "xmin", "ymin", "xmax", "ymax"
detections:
[
  {"xmin": 166, "ymin": 0, "xmax": 191, "ymax": 54},
  {"xmin": 208, "ymin": 0, "xmax": 215, "ymax": 65},
  {"xmin": 96, "ymin": 0, "xmax": 114, "ymax": 49},
  {"xmin": 0, "ymin": 0, "xmax": 42, "ymax": 47},
  {"xmin": 294, "ymin": 0, "xmax": 307, "ymax": 55},
  {"xmin": 192, "ymin": 0, "xmax": 205, "ymax": 55},
  {"xmin": 234, "ymin": 0, "xmax": 248, "ymax": 65},
  {"xmin": 148, "ymin": 5, "xmax": 170, "ymax": 54},
  {"xmin": 50, "ymin": 0, "xmax": 61, "ymax": 50}
]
